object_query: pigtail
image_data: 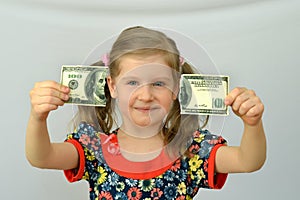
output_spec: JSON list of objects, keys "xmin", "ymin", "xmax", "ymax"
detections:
[
  {"xmin": 90, "ymin": 61, "xmax": 115, "ymax": 134},
  {"xmin": 163, "ymin": 60, "xmax": 209, "ymax": 157}
]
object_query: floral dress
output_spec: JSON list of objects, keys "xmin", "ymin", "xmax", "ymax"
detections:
[{"xmin": 64, "ymin": 122, "xmax": 227, "ymax": 200}]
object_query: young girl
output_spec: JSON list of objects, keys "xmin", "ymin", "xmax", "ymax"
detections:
[{"xmin": 26, "ymin": 26, "xmax": 266, "ymax": 199}]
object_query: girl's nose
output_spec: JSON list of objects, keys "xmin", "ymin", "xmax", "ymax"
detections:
[{"xmin": 136, "ymin": 84, "xmax": 154, "ymax": 101}]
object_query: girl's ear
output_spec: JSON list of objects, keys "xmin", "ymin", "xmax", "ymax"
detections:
[{"xmin": 107, "ymin": 76, "xmax": 118, "ymax": 98}]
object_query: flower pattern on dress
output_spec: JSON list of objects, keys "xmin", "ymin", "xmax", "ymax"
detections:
[{"xmin": 65, "ymin": 122, "xmax": 227, "ymax": 199}]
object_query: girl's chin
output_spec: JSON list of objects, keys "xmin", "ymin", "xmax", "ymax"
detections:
[
  {"xmin": 121, "ymin": 110, "xmax": 167, "ymax": 128},
  {"xmin": 130, "ymin": 117, "xmax": 162, "ymax": 128},
  {"xmin": 132, "ymin": 118, "xmax": 152, "ymax": 127}
]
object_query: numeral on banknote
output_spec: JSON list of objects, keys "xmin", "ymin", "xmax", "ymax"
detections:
[
  {"xmin": 68, "ymin": 74, "xmax": 83, "ymax": 79},
  {"xmin": 212, "ymin": 98, "xmax": 225, "ymax": 109}
]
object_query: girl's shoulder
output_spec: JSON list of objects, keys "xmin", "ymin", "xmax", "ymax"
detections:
[
  {"xmin": 68, "ymin": 121, "xmax": 103, "ymax": 138},
  {"xmin": 66, "ymin": 121, "xmax": 104, "ymax": 152},
  {"xmin": 188, "ymin": 129, "xmax": 227, "ymax": 159},
  {"xmin": 192, "ymin": 129, "xmax": 225, "ymax": 142}
]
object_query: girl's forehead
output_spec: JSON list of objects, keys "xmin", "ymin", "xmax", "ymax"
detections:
[
  {"xmin": 119, "ymin": 54, "xmax": 168, "ymax": 67},
  {"xmin": 119, "ymin": 64, "xmax": 176, "ymax": 82},
  {"xmin": 117, "ymin": 55, "xmax": 173, "ymax": 77}
]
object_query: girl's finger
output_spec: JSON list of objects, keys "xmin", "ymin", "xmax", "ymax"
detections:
[
  {"xmin": 245, "ymin": 101, "xmax": 264, "ymax": 117},
  {"xmin": 231, "ymin": 89, "xmax": 255, "ymax": 112},
  {"xmin": 225, "ymin": 87, "xmax": 247, "ymax": 106},
  {"xmin": 35, "ymin": 81, "xmax": 69, "ymax": 93},
  {"xmin": 35, "ymin": 96, "xmax": 66, "ymax": 107},
  {"xmin": 35, "ymin": 88, "xmax": 69, "ymax": 101},
  {"xmin": 238, "ymin": 98, "xmax": 257, "ymax": 116}
]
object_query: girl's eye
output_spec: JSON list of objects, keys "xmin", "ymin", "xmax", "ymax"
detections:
[
  {"xmin": 153, "ymin": 81, "xmax": 165, "ymax": 87},
  {"xmin": 127, "ymin": 80, "xmax": 138, "ymax": 86}
]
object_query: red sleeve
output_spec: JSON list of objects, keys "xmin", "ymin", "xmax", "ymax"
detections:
[
  {"xmin": 63, "ymin": 139, "xmax": 86, "ymax": 182},
  {"xmin": 207, "ymin": 144, "xmax": 228, "ymax": 189}
]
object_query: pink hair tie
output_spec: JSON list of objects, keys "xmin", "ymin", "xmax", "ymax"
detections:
[
  {"xmin": 179, "ymin": 56, "xmax": 184, "ymax": 73},
  {"xmin": 101, "ymin": 53, "xmax": 110, "ymax": 66},
  {"xmin": 179, "ymin": 56, "xmax": 185, "ymax": 66}
]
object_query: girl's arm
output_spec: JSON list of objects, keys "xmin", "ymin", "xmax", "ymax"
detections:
[
  {"xmin": 25, "ymin": 81, "xmax": 78, "ymax": 170},
  {"xmin": 215, "ymin": 87, "xmax": 267, "ymax": 173}
]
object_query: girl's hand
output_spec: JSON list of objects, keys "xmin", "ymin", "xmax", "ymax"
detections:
[
  {"xmin": 225, "ymin": 87, "xmax": 264, "ymax": 126},
  {"xmin": 29, "ymin": 81, "xmax": 69, "ymax": 121}
]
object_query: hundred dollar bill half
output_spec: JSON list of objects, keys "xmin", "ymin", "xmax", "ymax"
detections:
[
  {"xmin": 179, "ymin": 74, "xmax": 229, "ymax": 116},
  {"xmin": 60, "ymin": 65, "xmax": 108, "ymax": 106}
]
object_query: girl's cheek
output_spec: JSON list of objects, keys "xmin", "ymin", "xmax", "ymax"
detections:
[{"xmin": 118, "ymin": 90, "xmax": 135, "ymax": 106}]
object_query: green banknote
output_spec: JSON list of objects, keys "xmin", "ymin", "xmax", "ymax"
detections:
[
  {"xmin": 179, "ymin": 74, "xmax": 229, "ymax": 116},
  {"xmin": 60, "ymin": 65, "xmax": 108, "ymax": 106}
]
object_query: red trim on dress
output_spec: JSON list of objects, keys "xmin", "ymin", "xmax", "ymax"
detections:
[
  {"xmin": 100, "ymin": 134, "xmax": 175, "ymax": 180},
  {"xmin": 207, "ymin": 144, "xmax": 228, "ymax": 189},
  {"xmin": 63, "ymin": 139, "xmax": 85, "ymax": 182},
  {"xmin": 112, "ymin": 162, "xmax": 174, "ymax": 180}
]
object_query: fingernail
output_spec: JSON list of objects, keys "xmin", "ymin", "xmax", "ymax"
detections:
[
  {"xmin": 64, "ymin": 86, "xmax": 70, "ymax": 92},
  {"xmin": 64, "ymin": 94, "xmax": 69, "ymax": 100},
  {"xmin": 224, "ymin": 99, "xmax": 230, "ymax": 105}
]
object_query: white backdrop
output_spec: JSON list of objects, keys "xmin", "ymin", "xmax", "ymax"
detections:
[{"xmin": 1, "ymin": 0, "xmax": 299, "ymax": 199}]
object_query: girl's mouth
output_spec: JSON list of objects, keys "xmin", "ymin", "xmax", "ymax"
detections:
[
  {"xmin": 135, "ymin": 107, "xmax": 151, "ymax": 112},
  {"xmin": 134, "ymin": 106, "xmax": 158, "ymax": 113}
]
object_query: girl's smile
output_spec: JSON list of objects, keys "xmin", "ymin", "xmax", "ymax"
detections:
[{"xmin": 134, "ymin": 106, "xmax": 155, "ymax": 113}]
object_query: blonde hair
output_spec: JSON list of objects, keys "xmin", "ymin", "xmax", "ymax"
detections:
[{"xmin": 74, "ymin": 26, "xmax": 208, "ymax": 155}]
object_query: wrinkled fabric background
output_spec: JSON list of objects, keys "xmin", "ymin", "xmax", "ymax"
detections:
[{"xmin": 0, "ymin": 0, "xmax": 299, "ymax": 199}]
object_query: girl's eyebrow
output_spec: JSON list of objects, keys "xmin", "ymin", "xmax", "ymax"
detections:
[
  {"xmin": 119, "ymin": 75, "xmax": 140, "ymax": 81},
  {"xmin": 152, "ymin": 77, "xmax": 173, "ymax": 82}
]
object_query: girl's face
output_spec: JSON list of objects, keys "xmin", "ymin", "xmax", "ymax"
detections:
[{"xmin": 107, "ymin": 54, "xmax": 178, "ymax": 129}]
